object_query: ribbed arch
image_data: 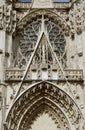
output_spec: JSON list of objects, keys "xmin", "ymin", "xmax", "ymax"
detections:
[
  {"xmin": 18, "ymin": 97, "xmax": 71, "ymax": 130},
  {"xmin": 5, "ymin": 81, "xmax": 83, "ymax": 130}
]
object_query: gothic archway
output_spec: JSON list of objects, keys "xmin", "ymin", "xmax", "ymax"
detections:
[
  {"xmin": 5, "ymin": 81, "xmax": 84, "ymax": 130},
  {"xmin": 18, "ymin": 98, "xmax": 71, "ymax": 130},
  {"xmin": 5, "ymin": 9, "xmax": 85, "ymax": 130}
]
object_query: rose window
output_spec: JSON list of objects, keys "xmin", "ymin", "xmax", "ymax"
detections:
[{"xmin": 14, "ymin": 17, "xmax": 66, "ymax": 68}]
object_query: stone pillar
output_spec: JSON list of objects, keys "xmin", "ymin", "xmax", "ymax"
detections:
[
  {"xmin": 74, "ymin": 33, "xmax": 79, "ymax": 69},
  {"xmin": 76, "ymin": 33, "xmax": 83, "ymax": 69},
  {"xmin": 0, "ymin": 3, "xmax": 16, "ymax": 129},
  {"xmin": 0, "ymin": 30, "xmax": 6, "ymax": 80},
  {"xmin": 82, "ymin": 30, "xmax": 85, "ymax": 116},
  {"xmin": 6, "ymin": 33, "xmax": 13, "ymax": 68},
  {"xmin": 66, "ymin": 36, "xmax": 71, "ymax": 68},
  {"xmin": 0, "ymin": 84, "xmax": 2, "ymax": 129},
  {"xmin": 76, "ymin": 84, "xmax": 85, "ymax": 115},
  {"xmin": 68, "ymin": 36, "xmax": 76, "ymax": 69},
  {"xmin": 0, "ymin": 1, "xmax": 6, "ymax": 129},
  {"xmin": 0, "ymin": 30, "xmax": 6, "ymax": 130}
]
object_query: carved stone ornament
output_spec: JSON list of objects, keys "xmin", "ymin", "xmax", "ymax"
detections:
[
  {"xmin": 5, "ymin": 81, "xmax": 85, "ymax": 130},
  {"xmin": 69, "ymin": 0, "xmax": 85, "ymax": 36},
  {"xmin": 0, "ymin": 5, "xmax": 16, "ymax": 33},
  {"xmin": 14, "ymin": 14, "xmax": 67, "ymax": 69}
]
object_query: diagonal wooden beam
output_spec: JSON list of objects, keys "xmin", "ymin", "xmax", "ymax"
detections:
[
  {"xmin": 44, "ymin": 31, "xmax": 75, "ymax": 97},
  {"xmin": 14, "ymin": 31, "xmax": 44, "ymax": 100}
]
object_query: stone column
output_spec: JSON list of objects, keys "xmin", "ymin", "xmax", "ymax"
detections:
[
  {"xmin": 68, "ymin": 35, "xmax": 76, "ymax": 69},
  {"xmin": 0, "ymin": 1, "xmax": 6, "ymax": 129},
  {"xmin": 0, "ymin": 30, "xmax": 6, "ymax": 80},
  {"xmin": 66, "ymin": 36, "xmax": 71, "ymax": 68},
  {"xmin": 6, "ymin": 33, "xmax": 13, "ymax": 68},
  {"xmin": 74, "ymin": 33, "xmax": 79, "ymax": 69},
  {"xmin": 76, "ymin": 33, "xmax": 83, "ymax": 69},
  {"xmin": 0, "ymin": 30, "xmax": 7, "ymax": 130},
  {"xmin": 82, "ymin": 30, "xmax": 85, "ymax": 116}
]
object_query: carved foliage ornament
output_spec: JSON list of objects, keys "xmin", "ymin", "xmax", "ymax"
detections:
[
  {"xmin": 6, "ymin": 82, "xmax": 84, "ymax": 130},
  {"xmin": 69, "ymin": 0, "xmax": 85, "ymax": 35},
  {"xmin": 0, "ymin": 5, "xmax": 16, "ymax": 32},
  {"xmin": 19, "ymin": 99, "xmax": 70, "ymax": 130}
]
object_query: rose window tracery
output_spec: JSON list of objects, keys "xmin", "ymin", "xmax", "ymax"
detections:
[
  {"xmin": 14, "ymin": 20, "xmax": 41, "ymax": 68},
  {"xmin": 46, "ymin": 21, "xmax": 66, "ymax": 68},
  {"xmin": 20, "ymin": 22, "xmax": 40, "ymax": 57},
  {"xmin": 14, "ymin": 16, "xmax": 66, "ymax": 69}
]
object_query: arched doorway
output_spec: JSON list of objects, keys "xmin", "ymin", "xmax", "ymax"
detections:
[
  {"xmin": 5, "ymin": 81, "xmax": 83, "ymax": 130},
  {"xmin": 5, "ymin": 9, "xmax": 85, "ymax": 130}
]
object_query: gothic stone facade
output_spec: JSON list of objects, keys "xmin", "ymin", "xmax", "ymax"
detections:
[{"xmin": 0, "ymin": 0, "xmax": 85, "ymax": 130}]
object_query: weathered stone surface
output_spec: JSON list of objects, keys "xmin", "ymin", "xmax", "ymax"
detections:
[{"xmin": 0, "ymin": 0, "xmax": 85, "ymax": 130}]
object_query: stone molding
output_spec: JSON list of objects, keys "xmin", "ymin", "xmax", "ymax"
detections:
[
  {"xmin": 5, "ymin": 81, "xmax": 85, "ymax": 130},
  {"xmin": 0, "ymin": 5, "xmax": 16, "ymax": 33}
]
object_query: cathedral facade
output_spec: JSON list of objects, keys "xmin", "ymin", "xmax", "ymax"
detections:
[{"xmin": 0, "ymin": 0, "xmax": 85, "ymax": 130}]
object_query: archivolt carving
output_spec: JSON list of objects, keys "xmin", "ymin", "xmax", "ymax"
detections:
[
  {"xmin": 19, "ymin": 98, "xmax": 70, "ymax": 130},
  {"xmin": 5, "ymin": 81, "xmax": 84, "ymax": 130},
  {"xmin": 17, "ymin": 9, "xmax": 70, "ymax": 36}
]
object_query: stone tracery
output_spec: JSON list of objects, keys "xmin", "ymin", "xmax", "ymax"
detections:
[
  {"xmin": 14, "ymin": 19, "xmax": 41, "ymax": 68},
  {"xmin": 14, "ymin": 15, "xmax": 67, "ymax": 69}
]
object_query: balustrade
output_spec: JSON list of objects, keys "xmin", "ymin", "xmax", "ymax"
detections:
[{"xmin": 5, "ymin": 69, "xmax": 83, "ymax": 81}]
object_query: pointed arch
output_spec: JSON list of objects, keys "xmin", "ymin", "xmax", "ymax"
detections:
[
  {"xmin": 5, "ymin": 81, "xmax": 84, "ymax": 130},
  {"xmin": 18, "ymin": 97, "xmax": 72, "ymax": 130}
]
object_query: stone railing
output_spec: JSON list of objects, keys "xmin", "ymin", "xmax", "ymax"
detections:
[
  {"xmin": 5, "ymin": 68, "xmax": 83, "ymax": 82},
  {"xmin": 58, "ymin": 69, "xmax": 83, "ymax": 81}
]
